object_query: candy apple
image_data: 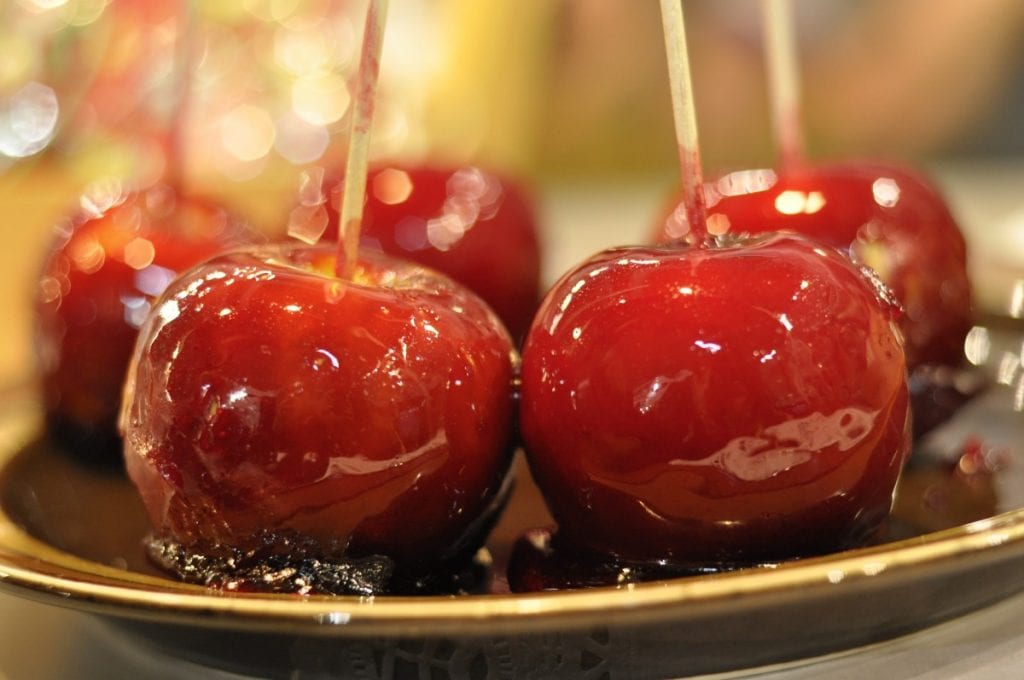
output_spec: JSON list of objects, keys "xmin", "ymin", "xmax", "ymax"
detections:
[
  {"xmin": 316, "ymin": 164, "xmax": 542, "ymax": 340},
  {"xmin": 656, "ymin": 163, "xmax": 972, "ymax": 371},
  {"xmin": 121, "ymin": 244, "xmax": 517, "ymax": 593},
  {"xmin": 520, "ymin": 234, "xmax": 910, "ymax": 567},
  {"xmin": 35, "ymin": 183, "xmax": 252, "ymax": 461}
]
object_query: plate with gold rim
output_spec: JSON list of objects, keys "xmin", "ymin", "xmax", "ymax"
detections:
[{"xmin": 1, "ymin": 345, "xmax": 1024, "ymax": 680}]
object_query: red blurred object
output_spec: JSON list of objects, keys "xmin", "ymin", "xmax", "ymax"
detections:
[
  {"xmin": 35, "ymin": 184, "xmax": 253, "ymax": 461},
  {"xmin": 317, "ymin": 164, "xmax": 542, "ymax": 340},
  {"xmin": 655, "ymin": 163, "xmax": 973, "ymax": 370}
]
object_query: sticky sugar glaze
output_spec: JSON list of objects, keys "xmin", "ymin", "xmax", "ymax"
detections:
[
  {"xmin": 122, "ymin": 245, "xmax": 517, "ymax": 576},
  {"xmin": 520, "ymin": 234, "xmax": 910, "ymax": 566}
]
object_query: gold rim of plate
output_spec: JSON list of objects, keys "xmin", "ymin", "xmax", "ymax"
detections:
[{"xmin": 1, "ymin": 383, "xmax": 1023, "ymax": 637}]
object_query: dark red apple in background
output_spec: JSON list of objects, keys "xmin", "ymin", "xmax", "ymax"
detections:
[
  {"xmin": 35, "ymin": 183, "xmax": 252, "ymax": 461},
  {"xmin": 655, "ymin": 163, "xmax": 972, "ymax": 372},
  {"xmin": 121, "ymin": 244, "xmax": 517, "ymax": 593},
  {"xmin": 316, "ymin": 164, "xmax": 542, "ymax": 340},
  {"xmin": 519, "ymin": 234, "xmax": 909, "ymax": 570}
]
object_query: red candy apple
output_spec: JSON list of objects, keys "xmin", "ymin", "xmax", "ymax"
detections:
[
  {"xmin": 35, "ymin": 183, "xmax": 252, "ymax": 460},
  {"xmin": 520, "ymin": 234, "xmax": 910, "ymax": 566},
  {"xmin": 121, "ymin": 244, "xmax": 517, "ymax": 588},
  {"xmin": 656, "ymin": 163, "xmax": 972, "ymax": 371},
  {"xmin": 316, "ymin": 164, "xmax": 542, "ymax": 340}
]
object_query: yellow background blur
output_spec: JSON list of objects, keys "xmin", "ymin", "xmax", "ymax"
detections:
[{"xmin": 4, "ymin": 0, "xmax": 1024, "ymax": 385}]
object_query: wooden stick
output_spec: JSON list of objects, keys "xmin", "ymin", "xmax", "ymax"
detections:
[
  {"xmin": 338, "ymin": 0, "xmax": 390, "ymax": 278},
  {"xmin": 659, "ymin": 0, "xmax": 707, "ymax": 244},
  {"xmin": 762, "ymin": 0, "xmax": 805, "ymax": 169}
]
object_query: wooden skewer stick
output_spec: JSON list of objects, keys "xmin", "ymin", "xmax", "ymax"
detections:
[
  {"xmin": 763, "ymin": 0, "xmax": 806, "ymax": 169},
  {"xmin": 338, "ymin": 0, "xmax": 390, "ymax": 278},
  {"xmin": 659, "ymin": 0, "xmax": 708, "ymax": 244}
]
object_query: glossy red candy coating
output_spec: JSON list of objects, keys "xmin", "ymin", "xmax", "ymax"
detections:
[
  {"xmin": 35, "ymin": 185, "xmax": 251, "ymax": 457},
  {"xmin": 122, "ymin": 245, "xmax": 517, "ymax": 573},
  {"xmin": 323, "ymin": 164, "xmax": 542, "ymax": 340},
  {"xmin": 656, "ymin": 163, "xmax": 972, "ymax": 370},
  {"xmin": 520, "ymin": 235, "xmax": 910, "ymax": 565}
]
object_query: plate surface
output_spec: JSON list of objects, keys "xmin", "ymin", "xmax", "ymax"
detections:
[{"xmin": 1, "ymin": 358, "xmax": 1024, "ymax": 679}]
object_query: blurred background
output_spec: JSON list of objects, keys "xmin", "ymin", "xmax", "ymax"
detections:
[{"xmin": 3, "ymin": 0, "xmax": 1024, "ymax": 383}]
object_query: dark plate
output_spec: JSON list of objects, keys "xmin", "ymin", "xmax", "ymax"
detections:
[{"xmin": 0, "ymin": 339, "xmax": 1023, "ymax": 679}]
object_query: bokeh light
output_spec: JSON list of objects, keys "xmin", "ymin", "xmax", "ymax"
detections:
[
  {"xmin": 275, "ymin": 111, "xmax": 329, "ymax": 165},
  {"xmin": 221, "ymin": 103, "xmax": 276, "ymax": 162},
  {"xmin": 0, "ymin": 81, "xmax": 59, "ymax": 159},
  {"xmin": 0, "ymin": 0, "xmax": 445, "ymax": 186},
  {"xmin": 274, "ymin": 25, "xmax": 332, "ymax": 76},
  {"xmin": 291, "ymin": 73, "xmax": 350, "ymax": 126}
]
